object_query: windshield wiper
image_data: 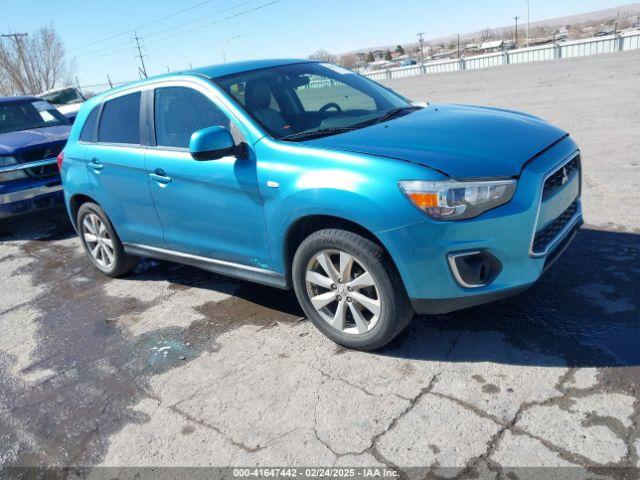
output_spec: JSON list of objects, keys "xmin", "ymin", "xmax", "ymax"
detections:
[
  {"xmin": 370, "ymin": 106, "xmax": 422, "ymax": 125},
  {"xmin": 281, "ymin": 126, "xmax": 358, "ymax": 141}
]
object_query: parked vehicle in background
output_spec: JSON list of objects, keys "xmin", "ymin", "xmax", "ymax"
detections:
[
  {"xmin": 39, "ymin": 87, "xmax": 86, "ymax": 123},
  {"xmin": 0, "ymin": 96, "xmax": 70, "ymax": 236},
  {"xmin": 401, "ymin": 59, "xmax": 417, "ymax": 66},
  {"xmin": 60, "ymin": 59, "xmax": 582, "ymax": 350}
]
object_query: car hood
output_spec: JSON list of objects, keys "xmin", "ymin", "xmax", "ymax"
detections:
[
  {"xmin": 306, "ymin": 104, "xmax": 567, "ymax": 178},
  {"xmin": 0, "ymin": 125, "xmax": 70, "ymax": 156}
]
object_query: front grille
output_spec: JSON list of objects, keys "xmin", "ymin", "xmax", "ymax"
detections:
[
  {"xmin": 19, "ymin": 144, "xmax": 64, "ymax": 180},
  {"xmin": 543, "ymin": 155, "xmax": 580, "ymax": 196},
  {"xmin": 532, "ymin": 200, "xmax": 579, "ymax": 254}
]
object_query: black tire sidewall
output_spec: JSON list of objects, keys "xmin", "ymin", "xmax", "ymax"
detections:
[
  {"xmin": 76, "ymin": 203, "xmax": 131, "ymax": 277},
  {"xmin": 292, "ymin": 229, "xmax": 412, "ymax": 350}
]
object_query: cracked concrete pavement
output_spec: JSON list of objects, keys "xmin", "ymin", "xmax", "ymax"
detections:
[{"xmin": 1, "ymin": 51, "xmax": 639, "ymax": 477}]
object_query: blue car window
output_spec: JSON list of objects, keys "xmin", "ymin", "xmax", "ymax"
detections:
[
  {"xmin": 98, "ymin": 92, "xmax": 141, "ymax": 145},
  {"xmin": 154, "ymin": 87, "xmax": 231, "ymax": 149},
  {"xmin": 80, "ymin": 106, "xmax": 99, "ymax": 143}
]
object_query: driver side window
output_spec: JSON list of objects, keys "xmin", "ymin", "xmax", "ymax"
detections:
[
  {"xmin": 293, "ymin": 74, "xmax": 376, "ymax": 112},
  {"xmin": 154, "ymin": 86, "xmax": 231, "ymax": 149}
]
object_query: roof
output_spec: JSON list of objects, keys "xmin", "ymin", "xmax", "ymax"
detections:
[
  {"xmin": 0, "ymin": 96, "xmax": 40, "ymax": 104},
  {"xmin": 87, "ymin": 58, "xmax": 312, "ymax": 105},
  {"xmin": 38, "ymin": 86, "xmax": 78, "ymax": 96},
  {"xmin": 188, "ymin": 58, "xmax": 310, "ymax": 79},
  {"xmin": 480, "ymin": 40, "xmax": 504, "ymax": 49}
]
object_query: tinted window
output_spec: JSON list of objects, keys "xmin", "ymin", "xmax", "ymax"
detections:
[
  {"xmin": 154, "ymin": 87, "xmax": 230, "ymax": 149},
  {"xmin": 79, "ymin": 106, "xmax": 99, "ymax": 142},
  {"xmin": 98, "ymin": 92, "xmax": 141, "ymax": 144}
]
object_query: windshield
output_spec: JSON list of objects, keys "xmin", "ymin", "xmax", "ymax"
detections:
[
  {"xmin": 41, "ymin": 88, "xmax": 84, "ymax": 105},
  {"xmin": 215, "ymin": 62, "xmax": 414, "ymax": 141},
  {"xmin": 0, "ymin": 100, "xmax": 69, "ymax": 134}
]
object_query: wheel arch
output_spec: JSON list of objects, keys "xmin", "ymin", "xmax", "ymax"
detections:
[
  {"xmin": 283, "ymin": 214, "xmax": 403, "ymax": 288},
  {"xmin": 69, "ymin": 193, "xmax": 100, "ymax": 229}
]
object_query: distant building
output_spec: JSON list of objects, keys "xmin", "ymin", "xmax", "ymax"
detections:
[{"xmin": 479, "ymin": 40, "xmax": 504, "ymax": 53}]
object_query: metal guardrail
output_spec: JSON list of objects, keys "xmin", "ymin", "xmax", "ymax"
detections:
[{"xmin": 360, "ymin": 31, "xmax": 640, "ymax": 81}]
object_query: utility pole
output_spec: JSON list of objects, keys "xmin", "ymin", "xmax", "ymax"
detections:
[
  {"xmin": 1, "ymin": 32, "xmax": 28, "ymax": 41},
  {"xmin": 417, "ymin": 32, "xmax": 425, "ymax": 64},
  {"xmin": 132, "ymin": 31, "xmax": 148, "ymax": 79},
  {"xmin": 457, "ymin": 34, "xmax": 461, "ymax": 58},
  {"xmin": 221, "ymin": 35, "xmax": 243, "ymax": 63},
  {"xmin": 514, "ymin": 16, "xmax": 519, "ymax": 46},
  {"xmin": 1, "ymin": 32, "xmax": 31, "ymax": 93},
  {"xmin": 526, "ymin": 0, "xmax": 530, "ymax": 47}
]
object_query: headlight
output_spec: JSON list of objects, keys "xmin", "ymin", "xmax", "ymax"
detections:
[
  {"xmin": 399, "ymin": 179, "xmax": 517, "ymax": 220},
  {"xmin": 0, "ymin": 156, "xmax": 27, "ymax": 182}
]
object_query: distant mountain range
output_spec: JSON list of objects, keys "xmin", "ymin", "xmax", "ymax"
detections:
[{"xmin": 346, "ymin": 2, "xmax": 640, "ymax": 55}]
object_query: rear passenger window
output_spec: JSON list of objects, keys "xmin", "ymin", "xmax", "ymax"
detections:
[
  {"xmin": 79, "ymin": 106, "xmax": 99, "ymax": 142},
  {"xmin": 154, "ymin": 87, "xmax": 230, "ymax": 149},
  {"xmin": 98, "ymin": 92, "xmax": 141, "ymax": 144}
]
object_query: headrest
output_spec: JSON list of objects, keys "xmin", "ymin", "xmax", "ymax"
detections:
[{"xmin": 245, "ymin": 80, "xmax": 272, "ymax": 110}]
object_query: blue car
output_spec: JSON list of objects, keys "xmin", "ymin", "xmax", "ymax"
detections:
[
  {"xmin": 60, "ymin": 60, "xmax": 582, "ymax": 350},
  {"xmin": 1, "ymin": 96, "xmax": 70, "ymax": 235}
]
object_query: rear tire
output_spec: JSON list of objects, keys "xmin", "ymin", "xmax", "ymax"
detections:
[
  {"xmin": 292, "ymin": 228, "xmax": 413, "ymax": 351},
  {"xmin": 77, "ymin": 202, "xmax": 138, "ymax": 277},
  {"xmin": 0, "ymin": 219, "xmax": 7, "ymax": 237}
]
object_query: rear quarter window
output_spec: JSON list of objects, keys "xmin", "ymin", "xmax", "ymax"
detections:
[
  {"xmin": 79, "ymin": 106, "xmax": 99, "ymax": 143},
  {"xmin": 98, "ymin": 92, "xmax": 141, "ymax": 145}
]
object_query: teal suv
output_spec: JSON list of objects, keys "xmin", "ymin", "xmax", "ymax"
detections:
[{"xmin": 59, "ymin": 60, "xmax": 582, "ymax": 350}]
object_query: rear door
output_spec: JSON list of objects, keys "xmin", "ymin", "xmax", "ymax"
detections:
[{"xmin": 85, "ymin": 90, "xmax": 165, "ymax": 246}]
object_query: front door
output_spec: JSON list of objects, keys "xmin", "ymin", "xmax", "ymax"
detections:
[{"xmin": 145, "ymin": 85, "xmax": 271, "ymax": 269}]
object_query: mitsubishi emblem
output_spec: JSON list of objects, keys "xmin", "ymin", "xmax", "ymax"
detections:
[{"xmin": 561, "ymin": 167, "xmax": 569, "ymax": 185}]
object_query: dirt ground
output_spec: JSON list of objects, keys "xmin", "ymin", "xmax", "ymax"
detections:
[{"xmin": 1, "ymin": 50, "xmax": 639, "ymax": 478}]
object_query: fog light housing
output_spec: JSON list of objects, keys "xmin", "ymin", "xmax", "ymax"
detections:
[{"xmin": 447, "ymin": 251, "xmax": 502, "ymax": 288}]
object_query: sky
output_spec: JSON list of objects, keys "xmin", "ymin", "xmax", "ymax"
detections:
[{"xmin": 1, "ymin": 0, "xmax": 635, "ymax": 89}]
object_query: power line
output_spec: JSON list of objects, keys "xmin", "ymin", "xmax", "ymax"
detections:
[
  {"xmin": 75, "ymin": 0, "xmax": 259, "ymax": 59},
  {"xmin": 75, "ymin": 1, "xmax": 281, "ymax": 62},
  {"xmin": 142, "ymin": 0, "xmax": 260, "ymax": 41},
  {"xmin": 147, "ymin": 0, "xmax": 281, "ymax": 46},
  {"xmin": 68, "ymin": 0, "xmax": 221, "ymax": 53}
]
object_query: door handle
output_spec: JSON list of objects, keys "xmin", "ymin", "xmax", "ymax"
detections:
[
  {"xmin": 150, "ymin": 168, "xmax": 172, "ymax": 185},
  {"xmin": 89, "ymin": 158, "xmax": 103, "ymax": 171}
]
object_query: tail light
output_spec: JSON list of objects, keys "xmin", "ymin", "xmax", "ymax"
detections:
[{"xmin": 57, "ymin": 151, "xmax": 64, "ymax": 171}]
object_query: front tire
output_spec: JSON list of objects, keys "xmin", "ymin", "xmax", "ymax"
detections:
[
  {"xmin": 77, "ymin": 202, "xmax": 138, "ymax": 277},
  {"xmin": 0, "ymin": 219, "xmax": 8, "ymax": 237},
  {"xmin": 292, "ymin": 229, "xmax": 413, "ymax": 351}
]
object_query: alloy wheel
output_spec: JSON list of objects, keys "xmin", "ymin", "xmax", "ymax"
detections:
[
  {"xmin": 82, "ymin": 213, "xmax": 115, "ymax": 270},
  {"xmin": 305, "ymin": 249, "xmax": 381, "ymax": 335}
]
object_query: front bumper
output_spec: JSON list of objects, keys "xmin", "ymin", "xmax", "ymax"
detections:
[
  {"xmin": 0, "ymin": 178, "xmax": 63, "ymax": 220},
  {"xmin": 377, "ymin": 136, "xmax": 582, "ymax": 315}
]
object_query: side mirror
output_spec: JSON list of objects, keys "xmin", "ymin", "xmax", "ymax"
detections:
[{"xmin": 189, "ymin": 126, "xmax": 236, "ymax": 161}]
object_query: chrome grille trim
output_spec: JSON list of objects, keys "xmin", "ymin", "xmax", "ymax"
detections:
[{"xmin": 529, "ymin": 150, "xmax": 582, "ymax": 258}]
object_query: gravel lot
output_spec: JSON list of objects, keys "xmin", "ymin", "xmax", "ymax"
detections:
[{"xmin": 1, "ymin": 51, "xmax": 639, "ymax": 477}]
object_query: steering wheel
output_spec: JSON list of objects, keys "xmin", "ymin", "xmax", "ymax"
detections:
[{"xmin": 319, "ymin": 103, "xmax": 342, "ymax": 114}]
